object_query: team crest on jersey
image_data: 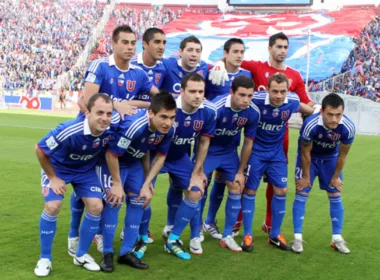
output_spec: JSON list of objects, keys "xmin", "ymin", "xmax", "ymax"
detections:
[
  {"xmin": 272, "ymin": 108, "xmax": 280, "ymax": 117},
  {"xmin": 281, "ymin": 110, "xmax": 290, "ymax": 120},
  {"xmin": 237, "ymin": 117, "xmax": 248, "ymax": 127},
  {"xmin": 126, "ymin": 80, "xmax": 136, "ymax": 91},
  {"xmin": 155, "ymin": 73, "xmax": 162, "ymax": 84},
  {"xmin": 93, "ymin": 138, "xmax": 101, "ymax": 148},
  {"xmin": 193, "ymin": 120, "xmax": 204, "ymax": 131},
  {"xmin": 327, "ymin": 133, "xmax": 341, "ymax": 141},
  {"xmin": 154, "ymin": 135, "xmax": 164, "ymax": 145},
  {"xmin": 197, "ymin": 70, "xmax": 204, "ymax": 77}
]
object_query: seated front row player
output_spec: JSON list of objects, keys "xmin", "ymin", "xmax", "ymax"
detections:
[
  {"xmin": 241, "ymin": 73, "xmax": 314, "ymax": 252},
  {"xmin": 34, "ymin": 93, "xmax": 117, "ymax": 277},
  {"xmin": 292, "ymin": 93, "xmax": 355, "ymax": 254}
]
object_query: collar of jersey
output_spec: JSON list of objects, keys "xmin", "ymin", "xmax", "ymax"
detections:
[
  {"xmin": 109, "ymin": 55, "xmax": 130, "ymax": 72},
  {"xmin": 265, "ymin": 93, "xmax": 288, "ymax": 105},
  {"xmin": 225, "ymin": 95, "xmax": 241, "ymax": 112},
  {"xmin": 138, "ymin": 52, "xmax": 160, "ymax": 68},
  {"xmin": 177, "ymin": 58, "xmax": 200, "ymax": 71},
  {"xmin": 84, "ymin": 118, "xmax": 108, "ymax": 136},
  {"xmin": 267, "ymin": 61, "xmax": 287, "ymax": 71},
  {"xmin": 176, "ymin": 95, "xmax": 204, "ymax": 113},
  {"xmin": 317, "ymin": 114, "xmax": 344, "ymax": 128}
]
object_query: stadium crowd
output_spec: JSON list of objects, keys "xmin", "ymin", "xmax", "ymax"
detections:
[{"xmin": 0, "ymin": 0, "xmax": 104, "ymax": 92}]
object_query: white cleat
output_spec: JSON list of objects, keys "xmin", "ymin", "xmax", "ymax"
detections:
[
  {"xmin": 34, "ymin": 258, "xmax": 52, "ymax": 277},
  {"xmin": 200, "ymin": 230, "xmax": 205, "ymax": 242},
  {"xmin": 68, "ymin": 237, "xmax": 79, "ymax": 257},
  {"xmin": 203, "ymin": 223, "xmax": 223, "ymax": 240},
  {"xmin": 162, "ymin": 225, "xmax": 173, "ymax": 239},
  {"xmin": 220, "ymin": 235, "xmax": 242, "ymax": 252},
  {"xmin": 291, "ymin": 239, "xmax": 304, "ymax": 253},
  {"xmin": 190, "ymin": 237, "xmax": 203, "ymax": 255},
  {"xmin": 331, "ymin": 239, "xmax": 350, "ymax": 254},
  {"xmin": 74, "ymin": 254, "xmax": 100, "ymax": 271},
  {"xmin": 93, "ymin": 234, "xmax": 103, "ymax": 253},
  {"xmin": 231, "ymin": 230, "xmax": 240, "ymax": 238}
]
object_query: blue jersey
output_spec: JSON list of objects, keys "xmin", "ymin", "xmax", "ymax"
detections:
[
  {"xmin": 37, "ymin": 114, "xmax": 120, "ymax": 173},
  {"xmin": 167, "ymin": 96, "xmax": 217, "ymax": 161},
  {"xmin": 84, "ymin": 55, "xmax": 153, "ymax": 102},
  {"xmin": 209, "ymin": 93, "xmax": 260, "ymax": 155},
  {"xmin": 299, "ymin": 113, "xmax": 355, "ymax": 160},
  {"xmin": 108, "ymin": 110, "xmax": 174, "ymax": 167},
  {"xmin": 252, "ymin": 91, "xmax": 300, "ymax": 160},
  {"xmin": 206, "ymin": 68, "xmax": 252, "ymax": 100},
  {"xmin": 161, "ymin": 57, "xmax": 209, "ymax": 94},
  {"xmin": 131, "ymin": 53, "xmax": 167, "ymax": 101}
]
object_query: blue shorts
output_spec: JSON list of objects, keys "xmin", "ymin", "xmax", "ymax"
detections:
[
  {"xmin": 41, "ymin": 169, "xmax": 103, "ymax": 203},
  {"xmin": 96, "ymin": 161, "xmax": 144, "ymax": 198},
  {"xmin": 203, "ymin": 151, "xmax": 239, "ymax": 183},
  {"xmin": 295, "ymin": 156, "xmax": 342, "ymax": 193},
  {"xmin": 245, "ymin": 155, "xmax": 288, "ymax": 191},
  {"xmin": 157, "ymin": 155, "xmax": 193, "ymax": 190}
]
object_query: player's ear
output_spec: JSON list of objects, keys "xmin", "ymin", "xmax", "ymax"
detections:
[
  {"xmin": 223, "ymin": 50, "xmax": 227, "ymax": 58},
  {"xmin": 148, "ymin": 109, "xmax": 154, "ymax": 119},
  {"xmin": 85, "ymin": 109, "xmax": 90, "ymax": 118}
]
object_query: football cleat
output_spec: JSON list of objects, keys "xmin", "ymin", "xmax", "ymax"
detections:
[
  {"xmin": 165, "ymin": 240, "xmax": 191, "ymax": 260},
  {"xmin": 162, "ymin": 225, "xmax": 173, "ymax": 240},
  {"xmin": 190, "ymin": 237, "xmax": 203, "ymax": 255},
  {"xmin": 74, "ymin": 254, "xmax": 101, "ymax": 271},
  {"xmin": 100, "ymin": 252, "xmax": 114, "ymax": 272},
  {"xmin": 220, "ymin": 235, "xmax": 242, "ymax": 252},
  {"xmin": 93, "ymin": 234, "xmax": 103, "ymax": 254},
  {"xmin": 133, "ymin": 240, "xmax": 148, "ymax": 259},
  {"xmin": 147, "ymin": 230, "xmax": 154, "ymax": 244},
  {"xmin": 203, "ymin": 222, "xmax": 222, "ymax": 240},
  {"xmin": 68, "ymin": 237, "xmax": 79, "ymax": 257},
  {"xmin": 118, "ymin": 252, "xmax": 149, "ymax": 269},
  {"xmin": 241, "ymin": 234, "xmax": 254, "ymax": 252},
  {"xmin": 34, "ymin": 258, "xmax": 52, "ymax": 277},
  {"xmin": 268, "ymin": 235, "xmax": 291, "ymax": 251},
  {"xmin": 291, "ymin": 239, "xmax": 304, "ymax": 253},
  {"xmin": 330, "ymin": 239, "xmax": 350, "ymax": 254}
]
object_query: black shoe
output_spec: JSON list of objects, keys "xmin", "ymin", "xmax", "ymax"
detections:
[
  {"xmin": 100, "ymin": 252, "xmax": 114, "ymax": 272},
  {"xmin": 117, "ymin": 252, "xmax": 149, "ymax": 270},
  {"xmin": 268, "ymin": 235, "xmax": 291, "ymax": 251}
]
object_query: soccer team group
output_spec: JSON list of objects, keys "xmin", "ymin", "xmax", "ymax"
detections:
[{"xmin": 33, "ymin": 25, "xmax": 356, "ymax": 277}]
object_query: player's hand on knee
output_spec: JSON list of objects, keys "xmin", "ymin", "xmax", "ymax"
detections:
[
  {"xmin": 137, "ymin": 184, "xmax": 153, "ymax": 209},
  {"xmin": 188, "ymin": 174, "xmax": 206, "ymax": 195},
  {"xmin": 49, "ymin": 177, "xmax": 67, "ymax": 196},
  {"xmin": 107, "ymin": 182, "xmax": 125, "ymax": 208},
  {"xmin": 209, "ymin": 61, "xmax": 229, "ymax": 86},
  {"xmin": 296, "ymin": 177, "xmax": 311, "ymax": 191},
  {"xmin": 233, "ymin": 172, "xmax": 245, "ymax": 192},
  {"xmin": 330, "ymin": 177, "xmax": 343, "ymax": 192}
]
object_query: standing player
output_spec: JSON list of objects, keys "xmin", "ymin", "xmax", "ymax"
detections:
[
  {"xmin": 292, "ymin": 93, "xmax": 355, "ymax": 254},
  {"xmin": 34, "ymin": 94, "xmax": 115, "ymax": 277},
  {"xmin": 99, "ymin": 92, "xmax": 177, "ymax": 271},
  {"xmin": 202, "ymin": 76, "xmax": 260, "ymax": 252},
  {"xmin": 241, "ymin": 74, "xmax": 313, "ymax": 252},
  {"xmin": 209, "ymin": 32, "xmax": 315, "ymax": 237},
  {"xmin": 203, "ymin": 38, "xmax": 253, "ymax": 240},
  {"xmin": 157, "ymin": 73, "xmax": 216, "ymax": 260}
]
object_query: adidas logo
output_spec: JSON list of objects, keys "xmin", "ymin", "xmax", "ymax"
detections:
[
  {"xmin": 185, "ymin": 116, "xmax": 191, "ymax": 120},
  {"xmin": 118, "ymin": 74, "xmax": 124, "ymax": 79},
  {"xmin": 233, "ymin": 113, "xmax": 238, "ymax": 118},
  {"xmin": 148, "ymin": 70, "xmax": 153, "ymax": 75}
]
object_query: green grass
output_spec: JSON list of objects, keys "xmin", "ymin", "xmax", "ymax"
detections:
[{"xmin": 0, "ymin": 113, "xmax": 379, "ymax": 280}]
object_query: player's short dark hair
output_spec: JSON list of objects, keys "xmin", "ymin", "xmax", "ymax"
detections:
[
  {"xmin": 321, "ymin": 93, "xmax": 345, "ymax": 111},
  {"xmin": 112, "ymin": 25, "xmax": 135, "ymax": 43},
  {"xmin": 181, "ymin": 72, "xmax": 205, "ymax": 90},
  {"xmin": 87, "ymin": 93, "xmax": 113, "ymax": 111},
  {"xmin": 231, "ymin": 75, "xmax": 254, "ymax": 93},
  {"xmin": 269, "ymin": 32, "xmax": 289, "ymax": 47},
  {"xmin": 268, "ymin": 73, "xmax": 289, "ymax": 88},
  {"xmin": 224, "ymin": 38, "xmax": 245, "ymax": 53},
  {"xmin": 149, "ymin": 91, "xmax": 177, "ymax": 114},
  {"xmin": 180, "ymin": 36, "xmax": 202, "ymax": 51},
  {"xmin": 143, "ymin": 28, "xmax": 165, "ymax": 44}
]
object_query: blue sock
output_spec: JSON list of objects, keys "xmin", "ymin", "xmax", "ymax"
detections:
[
  {"xmin": 166, "ymin": 186, "xmax": 183, "ymax": 226},
  {"xmin": 292, "ymin": 194, "xmax": 309, "ymax": 234},
  {"xmin": 198, "ymin": 188, "xmax": 208, "ymax": 226},
  {"xmin": 329, "ymin": 196, "xmax": 344, "ymax": 234},
  {"xmin": 205, "ymin": 181, "xmax": 225, "ymax": 224},
  {"xmin": 76, "ymin": 212, "xmax": 101, "ymax": 257},
  {"xmin": 39, "ymin": 211, "xmax": 57, "ymax": 261},
  {"xmin": 270, "ymin": 194, "xmax": 287, "ymax": 239},
  {"xmin": 120, "ymin": 195, "xmax": 145, "ymax": 256},
  {"xmin": 139, "ymin": 205, "xmax": 151, "ymax": 237},
  {"xmin": 170, "ymin": 198, "xmax": 199, "ymax": 238},
  {"xmin": 69, "ymin": 193, "xmax": 84, "ymax": 238},
  {"xmin": 242, "ymin": 193, "xmax": 256, "ymax": 237},
  {"xmin": 223, "ymin": 193, "xmax": 242, "ymax": 237},
  {"xmin": 190, "ymin": 203, "xmax": 201, "ymax": 239},
  {"xmin": 102, "ymin": 203, "xmax": 121, "ymax": 254}
]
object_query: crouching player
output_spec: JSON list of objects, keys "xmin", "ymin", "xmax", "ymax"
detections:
[{"xmin": 292, "ymin": 93, "xmax": 355, "ymax": 254}]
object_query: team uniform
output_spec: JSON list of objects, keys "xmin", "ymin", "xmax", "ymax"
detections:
[
  {"xmin": 35, "ymin": 114, "xmax": 118, "ymax": 275},
  {"xmin": 131, "ymin": 53, "xmax": 167, "ymax": 101},
  {"xmin": 200, "ymin": 94, "xmax": 260, "ymax": 240},
  {"xmin": 161, "ymin": 57, "xmax": 209, "ymax": 94},
  {"xmin": 205, "ymin": 68, "xmax": 252, "ymax": 100},
  {"xmin": 242, "ymin": 91, "xmax": 300, "ymax": 241},
  {"xmin": 292, "ymin": 113, "xmax": 355, "ymax": 252},
  {"xmin": 99, "ymin": 109, "xmax": 174, "ymax": 258}
]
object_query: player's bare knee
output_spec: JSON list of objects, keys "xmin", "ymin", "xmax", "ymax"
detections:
[
  {"xmin": 296, "ymin": 191, "xmax": 309, "ymax": 196},
  {"xmin": 83, "ymin": 199, "xmax": 103, "ymax": 215},
  {"xmin": 186, "ymin": 190, "xmax": 202, "ymax": 202},
  {"xmin": 243, "ymin": 188, "xmax": 256, "ymax": 195},
  {"xmin": 274, "ymin": 186, "xmax": 288, "ymax": 196},
  {"xmin": 44, "ymin": 201, "xmax": 62, "ymax": 216},
  {"xmin": 327, "ymin": 192, "xmax": 341, "ymax": 197},
  {"xmin": 227, "ymin": 181, "xmax": 240, "ymax": 194}
]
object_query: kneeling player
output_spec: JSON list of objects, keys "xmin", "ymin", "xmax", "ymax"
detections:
[
  {"xmin": 292, "ymin": 93, "xmax": 355, "ymax": 254},
  {"xmin": 34, "ymin": 93, "xmax": 115, "ymax": 276}
]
